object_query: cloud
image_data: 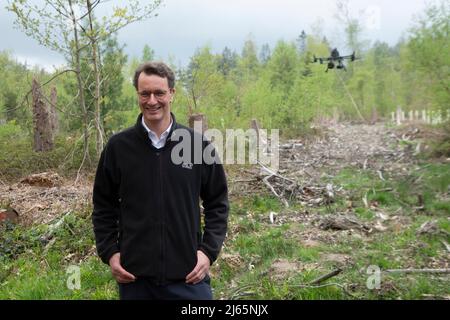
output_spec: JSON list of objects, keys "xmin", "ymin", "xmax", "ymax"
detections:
[{"xmin": 0, "ymin": 0, "xmax": 427, "ymax": 68}]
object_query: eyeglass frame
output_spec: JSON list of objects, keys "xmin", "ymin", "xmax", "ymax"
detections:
[{"xmin": 137, "ymin": 89, "xmax": 172, "ymax": 101}]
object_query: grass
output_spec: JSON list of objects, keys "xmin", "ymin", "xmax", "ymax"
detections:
[
  {"xmin": 0, "ymin": 254, "xmax": 117, "ymax": 299},
  {"xmin": 0, "ymin": 154, "xmax": 448, "ymax": 300},
  {"xmin": 0, "ymin": 207, "xmax": 118, "ymax": 300},
  {"xmin": 212, "ymin": 162, "xmax": 449, "ymax": 300},
  {"xmin": 0, "ymin": 128, "xmax": 98, "ymax": 181}
]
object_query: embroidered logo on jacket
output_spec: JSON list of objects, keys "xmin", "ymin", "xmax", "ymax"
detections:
[{"xmin": 182, "ymin": 162, "xmax": 193, "ymax": 170}]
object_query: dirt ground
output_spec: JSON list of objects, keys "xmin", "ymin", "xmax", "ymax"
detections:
[
  {"xmin": 228, "ymin": 122, "xmax": 425, "ymax": 201},
  {"xmin": 0, "ymin": 122, "xmax": 442, "ymax": 225}
]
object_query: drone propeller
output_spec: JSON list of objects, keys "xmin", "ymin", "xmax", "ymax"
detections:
[
  {"xmin": 313, "ymin": 55, "xmax": 326, "ymax": 64},
  {"xmin": 313, "ymin": 49, "xmax": 360, "ymax": 72},
  {"xmin": 350, "ymin": 52, "xmax": 363, "ymax": 61}
]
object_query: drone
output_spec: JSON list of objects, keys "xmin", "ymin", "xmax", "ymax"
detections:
[{"xmin": 313, "ymin": 48, "xmax": 359, "ymax": 72}]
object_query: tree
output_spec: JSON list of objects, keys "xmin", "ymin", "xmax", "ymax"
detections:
[
  {"xmin": 296, "ymin": 30, "xmax": 307, "ymax": 54},
  {"xmin": 218, "ymin": 47, "xmax": 238, "ymax": 76},
  {"xmin": 310, "ymin": 17, "xmax": 325, "ymax": 40},
  {"xmin": 371, "ymin": 41, "xmax": 395, "ymax": 116},
  {"xmin": 239, "ymin": 35, "xmax": 260, "ymax": 79},
  {"xmin": 100, "ymin": 35, "xmax": 128, "ymax": 135},
  {"xmin": 125, "ymin": 45, "xmax": 156, "ymax": 89},
  {"xmin": 7, "ymin": 0, "xmax": 163, "ymax": 164},
  {"xmin": 266, "ymin": 41, "xmax": 299, "ymax": 94},
  {"xmin": 32, "ymin": 78, "xmax": 54, "ymax": 152},
  {"xmin": 334, "ymin": 0, "xmax": 366, "ymax": 53},
  {"xmin": 259, "ymin": 44, "xmax": 271, "ymax": 65},
  {"xmin": 407, "ymin": 0, "xmax": 450, "ymax": 113},
  {"xmin": 184, "ymin": 46, "xmax": 224, "ymax": 113},
  {"xmin": 142, "ymin": 44, "xmax": 155, "ymax": 61},
  {"xmin": 0, "ymin": 51, "xmax": 32, "ymax": 123},
  {"xmin": 101, "ymin": 36, "xmax": 128, "ymax": 113},
  {"xmin": 3, "ymin": 90, "xmax": 18, "ymax": 121}
]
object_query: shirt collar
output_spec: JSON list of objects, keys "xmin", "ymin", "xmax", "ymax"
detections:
[
  {"xmin": 141, "ymin": 116, "xmax": 173, "ymax": 138},
  {"xmin": 141, "ymin": 116, "xmax": 173, "ymax": 149}
]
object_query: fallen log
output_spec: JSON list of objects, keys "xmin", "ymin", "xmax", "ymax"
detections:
[
  {"xmin": 385, "ymin": 268, "xmax": 450, "ymax": 274},
  {"xmin": 309, "ymin": 268, "xmax": 343, "ymax": 285}
]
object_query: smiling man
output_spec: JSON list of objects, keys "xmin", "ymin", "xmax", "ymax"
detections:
[{"xmin": 92, "ymin": 61, "xmax": 229, "ymax": 300}]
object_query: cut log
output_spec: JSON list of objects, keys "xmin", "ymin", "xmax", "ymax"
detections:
[
  {"xmin": 385, "ymin": 268, "xmax": 450, "ymax": 274},
  {"xmin": 20, "ymin": 172, "xmax": 62, "ymax": 188},
  {"xmin": 309, "ymin": 268, "xmax": 343, "ymax": 285},
  {"xmin": 0, "ymin": 207, "xmax": 19, "ymax": 224}
]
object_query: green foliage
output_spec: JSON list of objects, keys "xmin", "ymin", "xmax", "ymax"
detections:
[
  {"xmin": 251, "ymin": 195, "xmax": 282, "ymax": 213},
  {"xmin": 235, "ymin": 225, "xmax": 295, "ymax": 259},
  {"xmin": 142, "ymin": 44, "xmax": 155, "ymax": 61},
  {"xmin": 184, "ymin": 46, "xmax": 225, "ymax": 111},
  {"xmin": 0, "ymin": 120, "xmax": 22, "ymax": 139},
  {"xmin": 331, "ymin": 163, "xmax": 450, "ymax": 216},
  {"xmin": 0, "ymin": 206, "xmax": 118, "ymax": 300},
  {"xmin": 239, "ymin": 35, "xmax": 260, "ymax": 80},
  {"xmin": 0, "ymin": 222, "xmax": 41, "ymax": 261},
  {"xmin": 266, "ymin": 40, "xmax": 299, "ymax": 93},
  {"xmin": 218, "ymin": 47, "xmax": 239, "ymax": 76},
  {"xmin": 0, "ymin": 130, "xmax": 98, "ymax": 179},
  {"xmin": 2, "ymin": 1, "xmax": 449, "ymax": 302},
  {"xmin": 407, "ymin": 0, "xmax": 450, "ymax": 112},
  {"xmin": 0, "ymin": 51, "xmax": 32, "ymax": 124},
  {"xmin": 99, "ymin": 34, "xmax": 129, "ymax": 135},
  {"xmin": 0, "ymin": 0, "xmax": 447, "ymax": 164},
  {"xmin": 2, "ymin": 1, "xmax": 449, "ymax": 147},
  {"xmin": 425, "ymin": 123, "xmax": 450, "ymax": 158}
]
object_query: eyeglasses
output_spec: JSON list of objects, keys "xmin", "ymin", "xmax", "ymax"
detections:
[{"xmin": 138, "ymin": 90, "xmax": 168, "ymax": 101}]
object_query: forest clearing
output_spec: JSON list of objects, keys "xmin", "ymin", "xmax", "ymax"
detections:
[
  {"xmin": 0, "ymin": 0, "xmax": 448, "ymax": 301},
  {"xmin": 1, "ymin": 121, "xmax": 448, "ymax": 299}
]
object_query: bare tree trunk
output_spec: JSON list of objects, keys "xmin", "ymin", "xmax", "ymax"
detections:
[
  {"xmin": 87, "ymin": 0, "xmax": 104, "ymax": 157},
  {"xmin": 32, "ymin": 79, "xmax": 53, "ymax": 152},
  {"xmin": 49, "ymin": 86, "xmax": 59, "ymax": 140},
  {"xmin": 69, "ymin": 0, "xmax": 90, "ymax": 168},
  {"xmin": 335, "ymin": 70, "xmax": 366, "ymax": 122},
  {"xmin": 190, "ymin": 88, "xmax": 198, "ymax": 113}
]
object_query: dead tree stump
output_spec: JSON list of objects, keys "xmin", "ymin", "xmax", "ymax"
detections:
[
  {"xmin": 371, "ymin": 106, "xmax": 379, "ymax": 124},
  {"xmin": 189, "ymin": 113, "xmax": 208, "ymax": 133},
  {"xmin": 32, "ymin": 78, "xmax": 53, "ymax": 152}
]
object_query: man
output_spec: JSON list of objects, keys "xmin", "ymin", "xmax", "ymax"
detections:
[{"xmin": 92, "ymin": 61, "xmax": 229, "ymax": 300}]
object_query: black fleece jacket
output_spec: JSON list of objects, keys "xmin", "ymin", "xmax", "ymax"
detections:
[{"xmin": 92, "ymin": 113, "xmax": 229, "ymax": 284}]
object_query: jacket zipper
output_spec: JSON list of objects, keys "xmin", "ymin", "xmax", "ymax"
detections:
[{"xmin": 157, "ymin": 151, "xmax": 164, "ymax": 285}]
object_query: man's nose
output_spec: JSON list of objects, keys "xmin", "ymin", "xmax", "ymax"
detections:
[{"xmin": 146, "ymin": 93, "xmax": 158, "ymax": 105}]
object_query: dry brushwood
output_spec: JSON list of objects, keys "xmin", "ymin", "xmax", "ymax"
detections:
[
  {"xmin": 318, "ymin": 214, "xmax": 372, "ymax": 233},
  {"xmin": 0, "ymin": 179, "xmax": 90, "ymax": 226},
  {"xmin": 417, "ymin": 220, "xmax": 450, "ymax": 237},
  {"xmin": 20, "ymin": 172, "xmax": 62, "ymax": 188}
]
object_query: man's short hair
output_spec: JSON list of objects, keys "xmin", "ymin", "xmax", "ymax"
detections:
[{"xmin": 133, "ymin": 61, "xmax": 175, "ymax": 90}]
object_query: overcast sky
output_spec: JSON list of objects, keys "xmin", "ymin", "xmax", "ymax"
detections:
[{"xmin": 0, "ymin": 0, "xmax": 429, "ymax": 71}]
